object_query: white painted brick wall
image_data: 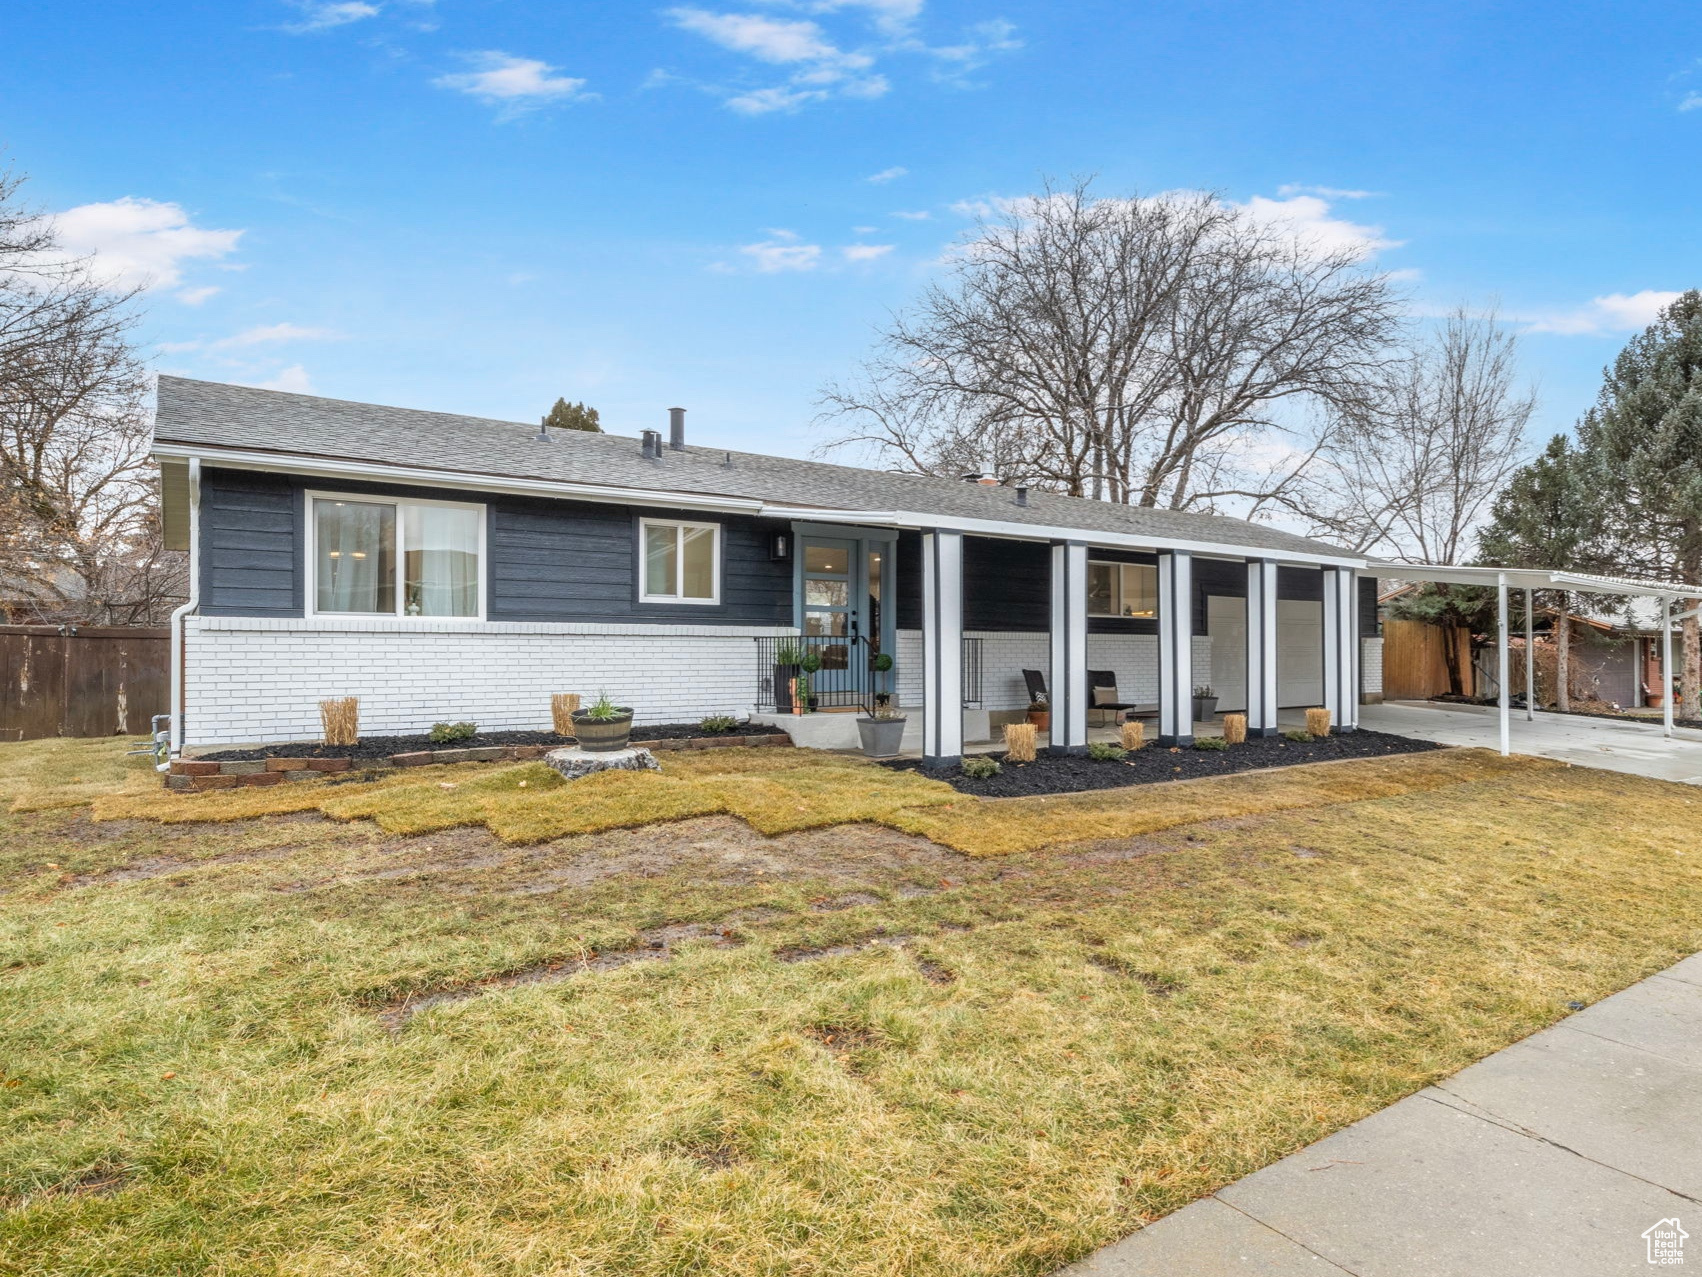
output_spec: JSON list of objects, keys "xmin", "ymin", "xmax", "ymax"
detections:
[
  {"xmin": 1361, "ymin": 636, "xmax": 1384, "ymax": 697},
  {"xmin": 184, "ymin": 616, "xmax": 794, "ymax": 746},
  {"xmin": 894, "ymin": 629, "xmax": 1212, "ymax": 710}
]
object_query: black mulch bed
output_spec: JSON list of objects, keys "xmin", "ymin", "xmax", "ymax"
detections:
[
  {"xmin": 200, "ymin": 722, "xmax": 758, "ymax": 761},
  {"xmin": 882, "ymin": 729, "xmax": 1441, "ymax": 797}
]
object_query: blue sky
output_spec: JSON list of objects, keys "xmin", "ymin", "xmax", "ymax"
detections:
[{"xmin": 6, "ymin": 0, "xmax": 1700, "ymax": 459}]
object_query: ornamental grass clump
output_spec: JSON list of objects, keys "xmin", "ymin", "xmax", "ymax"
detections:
[
  {"xmin": 1223, "ymin": 713, "xmax": 1247, "ymax": 745},
  {"xmin": 1306, "ymin": 707, "xmax": 1333, "ymax": 737},
  {"xmin": 319, "ymin": 697, "xmax": 359, "ymax": 747},
  {"xmin": 1002, "ymin": 722, "xmax": 1037, "ymax": 762},
  {"xmin": 1120, "ymin": 720, "xmax": 1146, "ymax": 751},
  {"xmin": 550, "ymin": 693, "xmax": 581, "ymax": 735}
]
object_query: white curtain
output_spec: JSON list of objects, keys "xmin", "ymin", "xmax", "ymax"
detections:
[
  {"xmin": 315, "ymin": 500, "xmax": 395, "ymax": 614},
  {"xmin": 404, "ymin": 505, "xmax": 479, "ymax": 616}
]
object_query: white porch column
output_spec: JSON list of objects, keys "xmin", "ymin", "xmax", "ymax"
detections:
[
  {"xmin": 1524, "ymin": 587, "xmax": 1536, "ymax": 721},
  {"xmin": 1048, "ymin": 540, "xmax": 1089, "ymax": 754},
  {"xmin": 921, "ymin": 529, "xmax": 964, "ymax": 768},
  {"xmin": 1157, "ymin": 550, "xmax": 1194, "ymax": 745},
  {"xmin": 1662, "ymin": 595, "xmax": 1676, "ymax": 738},
  {"xmin": 1321, "ymin": 567, "xmax": 1359, "ymax": 733},
  {"xmin": 1245, "ymin": 559, "xmax": 1279, "ymax": 736},
  {"xmin": 1497, "ymin": 572, "xmax": 1511, "ymax": 756}
]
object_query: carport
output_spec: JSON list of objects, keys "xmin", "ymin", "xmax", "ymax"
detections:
[{"xmin": 1368, "ymin": 562, "xmax": 1694, "ymax": 755}]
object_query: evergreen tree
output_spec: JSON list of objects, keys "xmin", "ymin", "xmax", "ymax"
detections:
[
  {"xmin": 544, "ymin": 398, "xmax": 602, "ymax": 433},
  {"xmin": 1477, "ymin": 434, "xmax": 1604, "ymax": 709},
  {"xmin": 1575, "ymin": 290, "xmax": 1702, "ymax": 710}
]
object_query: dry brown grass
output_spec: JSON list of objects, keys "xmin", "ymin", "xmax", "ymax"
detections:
[
  {"xmin": 1119, "ymin": 720, "xmax": 1146, "ymax": 751},
  {"xmin": 1003, "ymin": 722, "xmax": 1037, "ymax": 762},
  {"xmin": 1305, "ymin": 707, "xmax": 1332, "ymax": 737},
  {"xmin": 320, "ymin": 696, "xmax": 359, "ymax": 746},
  {"xmin": 1222, "ymin": 713, "xmax": 1247, "ymax": 745},
  {"xmin": 550, "ymin": 692, "xmax": 581, "ymax": 735}
]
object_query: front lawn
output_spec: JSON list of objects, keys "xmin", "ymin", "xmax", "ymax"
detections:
[{"xmin": 3, "ymin": 738, "xmax": 1700, "ymax": 1275}]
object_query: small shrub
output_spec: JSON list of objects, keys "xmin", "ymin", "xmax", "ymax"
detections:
[
  {"xmin": 698, "ymin": 715, "xmax": 739, "ymax": 734},
  {"xmin": 550, "ymin": 693, "xmax": 581, "ymax": 735},
  {"xmin": 871, "ymin": 651, "xmax": 894, "ymax": 673},
  {"xmin": 428, "ymin": 721, "xmax": 478, "ymax": 743},
  {"xmin": 1119, "ymin": 720, "xmax": 1146, "ymax": 751},
  {"xmin": 1222, "ymin": 712, "xmax": 1247, "ymax": 745},
  {"xmin": 1305, "ymin": 707, "xmax": 1333, "ymax": 737},
  {"xmin": 961, "ymin": 756, "xmax": 1001, "ymax": 779},
  {"xmin": 1193, "ymin": 736, "xmax": 1229, "ymax": 751},
  {"xmin": 319, "ymin": 696, "xmax": 359, "ymax": 747},
  {"xmin": 1282, "ymin": 729, "xmax": 1313, "ymax": 743},
  {"xmin": 1087, "ymin": 741, "xmax": 1127, "ymax": 762},
  {"xmin": 1003, "ymin": 721, "xmax": 1037, "ymax": 762}
]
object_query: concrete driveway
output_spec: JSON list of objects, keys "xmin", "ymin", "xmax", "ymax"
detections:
[
  {"xmin": 1362, "ymin": 699, "xmax": 1702, "ymax": 785},
  {"xmin": 1057, "ymin": 954, "xmax": 1702, "ymax": 1276}
]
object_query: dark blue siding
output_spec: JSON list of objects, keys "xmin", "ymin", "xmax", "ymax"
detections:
[{"xmin": 198, "ymin": 470, "xmax": 792, "ymax": 625}]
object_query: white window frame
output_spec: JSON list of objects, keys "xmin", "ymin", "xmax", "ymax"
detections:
[
  {"xmin": 1088, "ymin": 559, "xmax": 1158, "ymax": 619},
  {"xmin": 638, "ymin": 516, "xmax": 722, "ymax": 605},
  {"xmin": 305, "ymin": 489, "xmax": 487, "ymax": 622}
]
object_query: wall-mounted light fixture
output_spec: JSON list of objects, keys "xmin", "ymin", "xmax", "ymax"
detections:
[{"xmin": 770, "ymin": 531, "xmax": 791, "ymax": 561}]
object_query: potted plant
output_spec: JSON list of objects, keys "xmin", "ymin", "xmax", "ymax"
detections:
[
  {"xmin": 1191, "ymin": 684, "xmax": 1219, "ymax": 722},
  {"xmin": 1026, "ymin": 697, "xmax": 1050, "ymax": 732},
  {"xmin": 857, "ymin": 694, "xmax": 907, "ymax": 758},
  {"xmin": 793, "ymin": 650, "xmax": 822, "ymax": 715},
  {"xmin": 772, "ymin": 642, "xmax": 805, "ymax": 713},
  {"xmin": 570, "ymin": 690, "xmax": 634, "ymax": 752}
]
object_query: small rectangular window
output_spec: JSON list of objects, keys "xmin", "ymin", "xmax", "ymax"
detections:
[
  {"xmin": 1087, "ymin": 560, "xmax": 1158, "ymax": 618},
  {"xmin": 640, "ymin": 519, "xmax": 721, "ymax": 603},
  {"xmin": 311, "ymin": 494, "xmax": 481, "ymax": 618}
]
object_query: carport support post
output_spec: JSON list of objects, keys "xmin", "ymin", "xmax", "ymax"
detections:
[
  {"xmin": 1047, "ymin": 540, "xmax": 1089, "ymax": 755},
  {"xmin": 1524, "ymin": 587, "xmax": 1535, "ymax": 721},
  {"xmin": 1157, "ymin": 550, "xmax": 1194, "ymax": 746},
  {"xmin": 1244, "ymin": 559, "xmax": 1279, "ymax": 737},
  {"xmin": 920, "ymin": 530, "xmax": 964, "ymax": 768},
  {"xmin": 1321, "ymin": 566, "xmax": 1359, "ymax": 733},
  {"xmin": 1662, "ymin": 595, "xmax": 1675, "ymax": 738},
  {"xmin": 1497, "ymin": 573, "xmax": 1511, "ymax": 756}
]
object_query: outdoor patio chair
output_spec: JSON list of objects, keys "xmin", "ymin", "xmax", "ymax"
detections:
[
  {"xmin": 1087, "ymin": 669, "xmax": 1157, "ymax": 727},
  {"xmin": 1022, "ymin": 668, "xmax": 1048, "ymax": 706}
]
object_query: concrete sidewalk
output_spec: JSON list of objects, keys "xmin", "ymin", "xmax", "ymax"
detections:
[
  {"xmin": 1058, "ymin": 954, "xmax": 1702, "ymax": 1276},
  {"xmin": 1362, "ymin": 700, "xmax": 1702, "ymax": 785}
]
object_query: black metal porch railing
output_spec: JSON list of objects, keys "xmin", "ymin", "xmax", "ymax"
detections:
[{"xmin": 753, "ymin": 635, "xmax": 983, "ymax": 714}]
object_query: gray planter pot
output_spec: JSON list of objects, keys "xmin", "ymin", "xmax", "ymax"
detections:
[
  {"xmin": 1191, "ymin": 696, "xmax": 1219, "ymax": 722},
  {"xmin": 569, "ymin": 708, "xmax": 634, "ymax": 752},
  {"xmin": 857, "ymin": 715, "xmax": 908, "ymax": 758}
]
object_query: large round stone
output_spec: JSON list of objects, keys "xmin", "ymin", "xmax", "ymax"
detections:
[{"xmin": 543, "ymin": 745, "xmax": 661, "ymax": 781}]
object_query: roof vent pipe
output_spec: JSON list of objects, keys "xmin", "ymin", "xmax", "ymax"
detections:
[
  {"xmin": 535, "ymin": 416, "xmax": 551, "ymax": 443},
  {"xmin": 641, "ymin": 429, "xmax": 662, "ymax": 459},
  {"xmin": 1015, "ymin": 485, "xmax": 1029, "ymax": 507},
  {"xmin": 669, "ymin": 407, "xmax": 686, "ymax": 451}
]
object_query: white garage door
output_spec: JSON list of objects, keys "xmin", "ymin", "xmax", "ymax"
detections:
[
  {"xmin": 1278, "ymin": 599, "xmax": 1324, "ymax": 707},
  {"xmin": 1207, "ymin": 595, "xmax": 1247, "ymax": 712}
]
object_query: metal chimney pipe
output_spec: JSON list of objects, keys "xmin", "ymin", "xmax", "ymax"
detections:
[
  {"xmin": 535, "ymin": 416, "xmax": 551, "ymax": 443},
  {"xmin": 668, "ymin": 407, "xmax": 686, "ymax": 451},
  {"xmin": 1015, "ymin": 485, "xmax": 1029, "ymax": 507},
  {"xmin": 641, "ymin": 429, "xmax": 661, "ymax": 459}
]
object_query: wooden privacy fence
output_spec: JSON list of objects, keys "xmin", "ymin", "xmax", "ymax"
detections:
[
  {"xmin": 1381, "ymin": 619, "xmax": 1474, "ymax": 700},
  {"xmin": 0, "ymin": 625, "xmax": 170, "ymax": 741}
]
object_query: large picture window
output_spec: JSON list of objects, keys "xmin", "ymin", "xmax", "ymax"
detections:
[
  {"xmin": 1087, "ymin": 560, "xmax": 1158, "ymax": 618},
  {"xmin": 311, "ymin": 494, "xmax": 482, "ymax": 618},
  {"xmin": 640, "ymin": 518, "xmax": 720, "ymax": 604}
]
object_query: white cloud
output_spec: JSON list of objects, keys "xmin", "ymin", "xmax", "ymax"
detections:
[
  {"xmin": 253, "ymin": 365, "xmax": 315, "ymax": 393},
  {"xmin": 1236, "ymin": 193, "xmax": 1398, "ymax": 260},
  {"xmin": 1276, "ymin": 183, "xmax": 1380, "ymax": 200},
  {"xmin": 52, "ymin": 197, "xmax": 243, "ymax": 292},
  {"xmin": 866, "ymin": 165, "xmax": 908, "ymax": 183},
  {"xmin": 890, "ymin": 208, "xmax": 932, "ymax": 220},
  {"xmin": 1523, "ymin": 290, "xmax": 1681, "ymax": 335},
  {"xmin": 282, "ymin": 1, "xmax": 380, "ymax": 33},
  {"xmin": 435, "ymin": 52, "xmax": 592, "ymax": 112},
  {"xmin": 160, "ymin": 323, "xmax": 341, "ymax": 354},
  {"xmin": 670, "ymin": 9, "xmax": 849, "ymax": 62},
  {"xmin": 177, "ymin": 286, "xmax": 221, "ymax": 305},
  {"xmin": 1681, "ymin": 93, "xmax": 1702, "ymax": 112},
  {"xmin": 740, "ymin": 232, "xmax": 823, "ymax": 271},
  {"xmin": 842, "ymin": 243, "xmax": 894, "ymax": 262},
  {"xmin": 910, "ymin": 18, "xmax": 1022, "ymax": 79}
]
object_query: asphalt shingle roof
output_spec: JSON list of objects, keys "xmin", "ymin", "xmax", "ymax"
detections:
[{"xmin": 153, "ymin": 376, "xmax": 1356, "ymax": 561}]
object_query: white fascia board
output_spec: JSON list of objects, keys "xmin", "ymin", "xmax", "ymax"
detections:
[
  {"xmin": 151, "ymin": 442, "xmax": 1364, "ymax": 567},
  {"xmin": 1371, "ymin": 560, "xmax": 1686, "ymax": 598},
  {"xmin": 150, "ymin": 443, "xmax": 767, "ymax": 516}
]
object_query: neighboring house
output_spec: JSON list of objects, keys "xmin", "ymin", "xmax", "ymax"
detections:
[{"xmin": 152, "ymin": 377, "xmax": 1382, "ymax": 764}]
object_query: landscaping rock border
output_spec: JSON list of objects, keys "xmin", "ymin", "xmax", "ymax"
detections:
[{"xmin": 166, "ymin": 732, "xmax": 792, "ymax": 791}]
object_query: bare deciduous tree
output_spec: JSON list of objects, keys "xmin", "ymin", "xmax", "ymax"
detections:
[
  {"xmin": 0, "ymin": 167, "xmax": 184, "ymax": 625},
  {"xmin": 817, "ymin": 178, "xmax": 1402, "ymax": 512}
]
